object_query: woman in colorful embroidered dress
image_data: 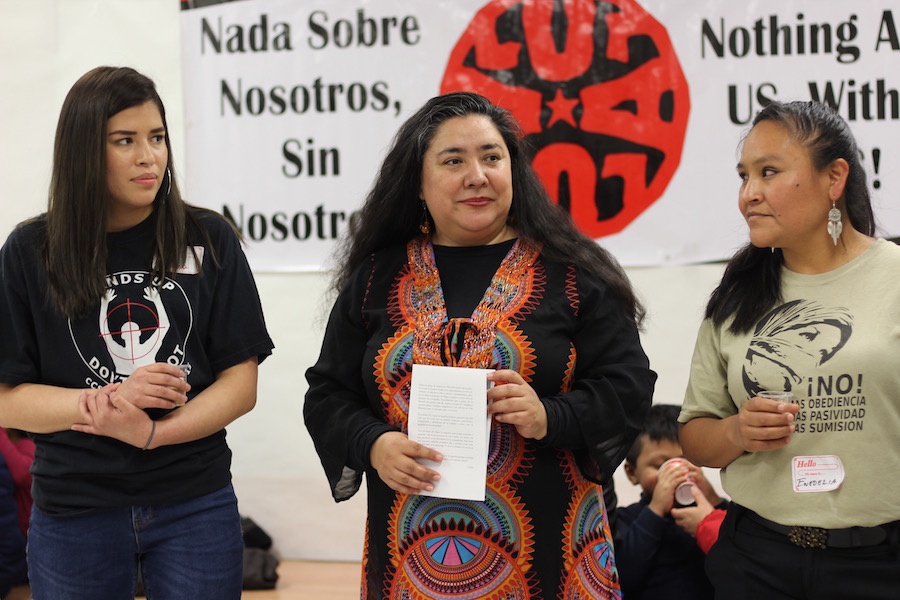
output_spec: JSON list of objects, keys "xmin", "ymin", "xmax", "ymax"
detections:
[{"xmin": 304, "ymin": 92, "xmax": 655, "ymax": 599}]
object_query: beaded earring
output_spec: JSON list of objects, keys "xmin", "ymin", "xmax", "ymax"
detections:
[{"xmin": 419, "ymin": 200, "xmax": 430, "ymax": 235}]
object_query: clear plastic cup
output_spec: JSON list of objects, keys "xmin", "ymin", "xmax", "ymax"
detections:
[{"xmin": 758, "ymin": 390, "xmax": 793, "ymax": 403}]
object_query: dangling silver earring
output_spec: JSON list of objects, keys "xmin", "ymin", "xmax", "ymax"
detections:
[
  {"xmin": 827, "ymin": 200, "xmax": 842, "ymax": 246},
  {"xmin": 165, "ymin": 168, "xmax": 172, "ymax": 197}
]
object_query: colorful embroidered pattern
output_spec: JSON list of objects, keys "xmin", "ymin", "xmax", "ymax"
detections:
[
  {"xmin": 561, "ymin": 455, "xmax": 621, "ymax": 599},
  {"xmin": 408, "ymin": 238, "xmax": 540, "ymax": 368},
  {"xmin": 387, "ymin": 483, "xmax": 537, "ymax": 599},
  {"xmin": 367, "ymin": 237, "xmax": 620, "ymax": 599}
]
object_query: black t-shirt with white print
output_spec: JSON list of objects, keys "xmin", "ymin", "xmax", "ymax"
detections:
[{"xmin": 0, "ymin": 210, "xmax": 273, "ymax": 514}]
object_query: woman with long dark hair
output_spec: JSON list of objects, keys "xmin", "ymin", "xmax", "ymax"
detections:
[
  {"xmin": 679, "ymin": 100, "xmax": 899, "ymax": 599},
  {"xmin": 0, "ymin": 66, "xmax": 274, "ymax": 599},
  {"xmin": 305, "ymin": 91, "xmax": 655, "ymax": 598}
]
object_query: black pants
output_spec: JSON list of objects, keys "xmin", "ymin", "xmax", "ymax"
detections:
[{"xmin": 706, "ymin": 504, "xmax": 900, "ymax": 600}]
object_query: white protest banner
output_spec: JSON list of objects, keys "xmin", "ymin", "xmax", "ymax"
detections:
[{"xmin": 180, "ymin": 1, "xmax": 900, "ymax": 271}]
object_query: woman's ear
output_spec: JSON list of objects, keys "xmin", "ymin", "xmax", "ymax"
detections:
[{"xmin": 828, "ymin": 158, "xmax": 850, "ymax": 202}]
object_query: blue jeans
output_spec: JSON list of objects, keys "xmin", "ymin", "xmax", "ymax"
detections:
[{"xmin": 28, "ymin": 484, "xmax": 243, "ymax": 600}]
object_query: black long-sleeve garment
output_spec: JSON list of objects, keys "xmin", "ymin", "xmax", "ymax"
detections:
[{"xmin": 305, "ymin": 238, "xmax": 655, "ymax": 599}]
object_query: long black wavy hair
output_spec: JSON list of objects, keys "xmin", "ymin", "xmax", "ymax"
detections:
[{"xmin": 331, "ymin": 91, "xmax": 645, "ymax": 326}]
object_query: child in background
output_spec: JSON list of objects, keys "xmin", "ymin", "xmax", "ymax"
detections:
[{"xmin": 613, "ymin": 404, "xmax": 727, "ymax": 600}]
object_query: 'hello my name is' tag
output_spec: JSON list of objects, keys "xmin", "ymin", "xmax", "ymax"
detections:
[{"xmin": 791, "ymin": 455, "xmax": 844, "ymax": 493}]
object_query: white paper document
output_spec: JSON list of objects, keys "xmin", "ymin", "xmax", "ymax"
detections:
[{"xmin": 408, "ymin": 364, "xmax": 493, "ymax": 501}]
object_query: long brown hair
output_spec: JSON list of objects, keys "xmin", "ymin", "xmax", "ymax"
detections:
[{"xmin": 43, "ymin": 66, "xmax": 208, "ymax": 318}]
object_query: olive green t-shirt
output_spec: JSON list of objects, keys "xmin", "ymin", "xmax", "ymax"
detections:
[{"xmin": 681, "ymin": 239, "xmax": 900, "ymax": 528}]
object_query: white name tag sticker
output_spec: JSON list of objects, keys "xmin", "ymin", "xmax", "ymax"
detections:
[
  {"xmin": 177, "ymin": 247, "xmax": 205, "ymax": 275},
  {"xmin": 791, "ymin": 455, "xmax": 844, "ymax": 493}
]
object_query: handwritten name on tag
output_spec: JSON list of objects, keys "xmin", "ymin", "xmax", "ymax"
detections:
[{"xmin": 791, "ymin": 455, "xmax": 844, "ymax": 493}]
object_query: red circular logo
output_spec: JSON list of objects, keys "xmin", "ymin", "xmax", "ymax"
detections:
[{"xmin": 441, "ymin": 0, "xmax": 690, "ymax": 238}]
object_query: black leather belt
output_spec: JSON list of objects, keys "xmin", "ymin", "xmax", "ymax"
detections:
[{"xmin": 742, "ymin": 507, "xmax": 893, "ymax": 549}]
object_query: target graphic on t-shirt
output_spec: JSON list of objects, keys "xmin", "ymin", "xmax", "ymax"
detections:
[
  {"xmin": 68, "ymin": 270, "xmax": 193, "ymax": 386},
  {"xmin": 440, "ymin": 0, "xmax": 690, "ymax": 238}
]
